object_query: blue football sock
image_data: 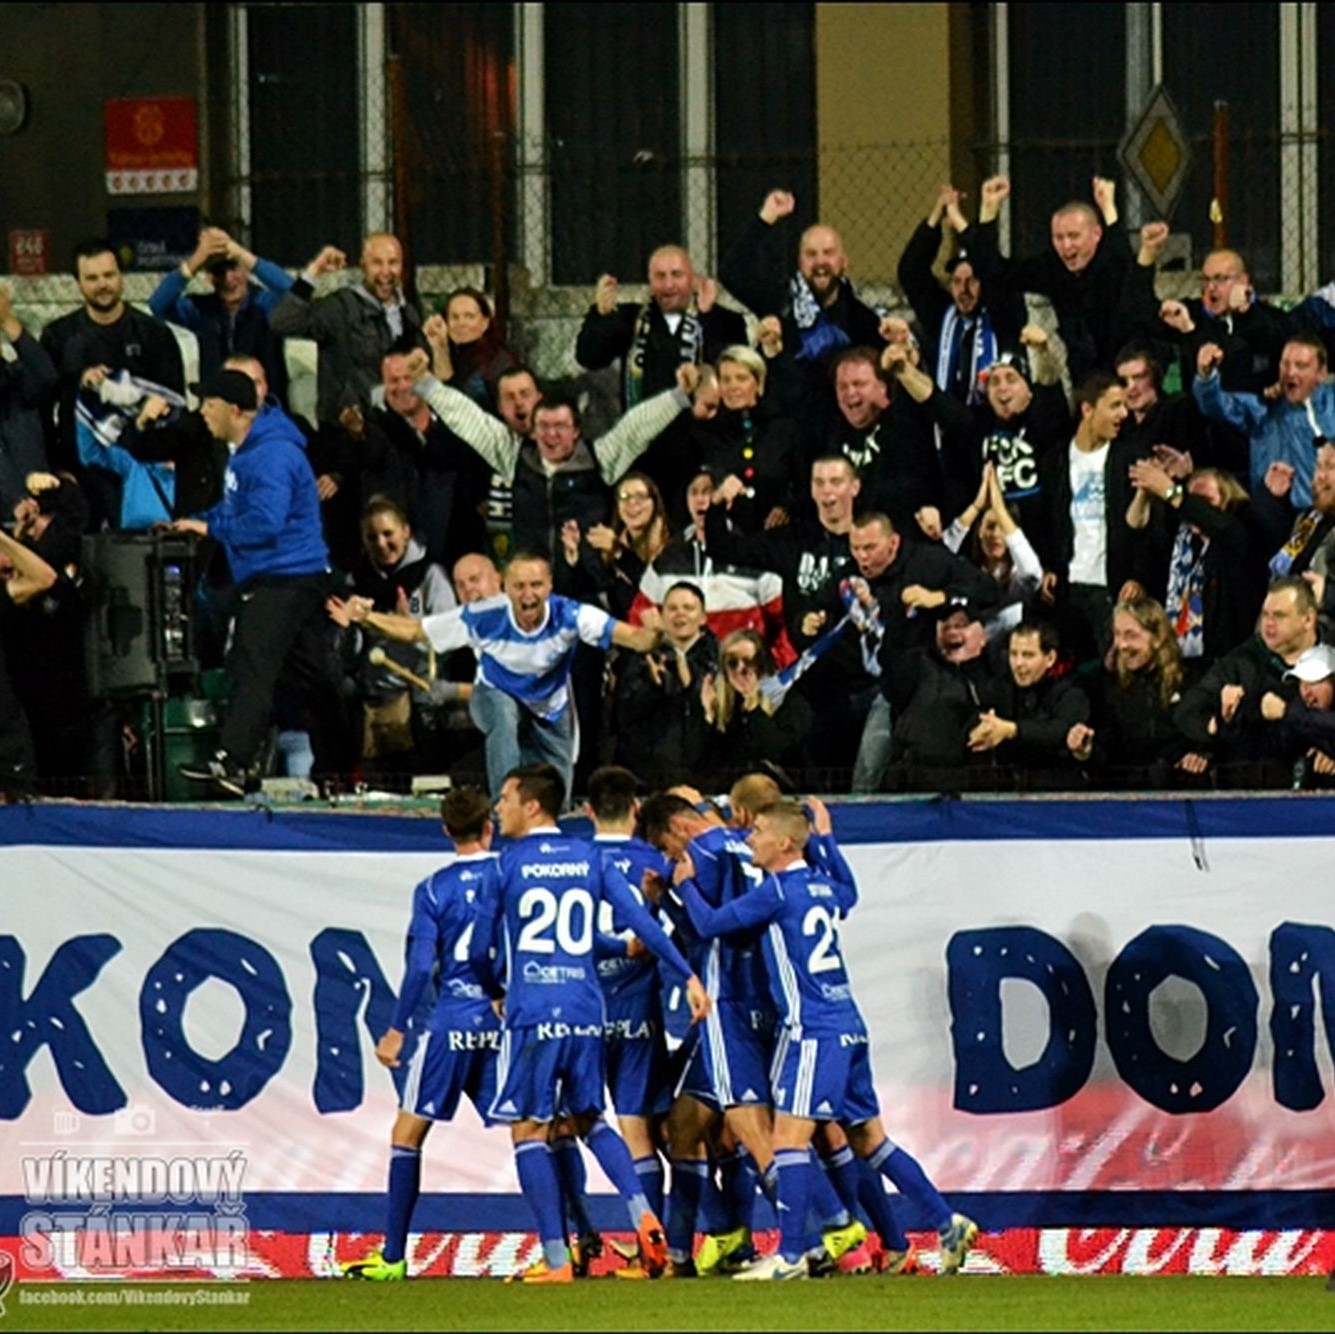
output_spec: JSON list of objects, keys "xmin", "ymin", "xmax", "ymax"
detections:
[
  {"xmin": 720, "ymin": 1148, "xmax": 759, "ymax": 1232},
  {"xmin": 760, "ymin": 1158, "xmax": 779, "ymax": 1207},
  {"xmin": 773, "ymin": 1147, "xmax": 814, "ymax": 1263},
  {"xmin": 381, "ymin": 1145, "xmax": 420, "ymax": 1265},
  {"xmin": 811, "ymin": 1154, "xmax": 851, "ymax": 1230},
  {"xmin": 698, "ymin": 1161, "xmax": 730, "ymax": 1233},
  {"xmin": 667, "ymin": 1158, "xmax": 709, "ymax": 1263},
  {"xmin": 633, "ymin": 1154, "xmax": 665, "ymax": 1220},
  {"xmin": 857, "ymin": 1159, "xmax": 909, "ymax": 1251},
  {"xmin": 867, "ymin": 1139, "xmax": 951, "ymax": 1233},
  {"xmin": 514, "ymin": 1141, "xmax": 568, "ymax": 1263},
  {"xmin": 549, "ymin": 1135, "xmax": 595, "ymax": 1237},
  {"xmin": 584, "ymin": 1119, "xmax": 652, "ymax": 1229}
]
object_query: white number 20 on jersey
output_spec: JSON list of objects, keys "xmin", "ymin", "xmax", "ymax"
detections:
[{"xmin": 516, "ymin": 886, "xmax": 594, "ymax": 955}]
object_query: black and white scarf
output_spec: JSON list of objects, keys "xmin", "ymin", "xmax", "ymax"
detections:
[{"xmin": 625, "ymin": 303, "xmax": 703, "ymax": 406}]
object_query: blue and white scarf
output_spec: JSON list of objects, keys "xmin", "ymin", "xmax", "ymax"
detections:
[
  {"xmin": 760, "ymin": 579, "xmax": 871, "ymax": 707},
  {"xmin": 1165, "ymin": 525, "xmax": 1208, "ymax": 659},
  {"xmin": 937, "ymin": 307, "xmax": 998, "ymax": 405}
]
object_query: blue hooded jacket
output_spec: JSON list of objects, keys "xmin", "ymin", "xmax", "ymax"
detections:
[{"xmin": 199, "ymin": 403, "xmax": 328, "ymax": 584}]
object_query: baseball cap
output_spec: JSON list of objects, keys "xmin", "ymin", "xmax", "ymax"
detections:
[
  {"xmin": 1285, "ymin": 643, "xmax": 1335, "ymax": 682},
  {"xmin": 199, "ymin": 368, "xmax": 258, "ymax": 411},
  {"xmin": 933, "ymin": 594, "xmax": 979, "ymax": 622}
]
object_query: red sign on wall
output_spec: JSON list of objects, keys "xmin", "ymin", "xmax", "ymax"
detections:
[
  {"xmin": 8, "ymin": 229, "xmax": 49, "ymax": 275},
  {"xmin": 104, "ymin": 97, "xmax": 198, "ymax": 196}
]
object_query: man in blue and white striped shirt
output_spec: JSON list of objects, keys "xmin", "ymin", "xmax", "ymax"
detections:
[{"xmin": 331, "ymin": 552, "xmax": 658, "ymax": 798}]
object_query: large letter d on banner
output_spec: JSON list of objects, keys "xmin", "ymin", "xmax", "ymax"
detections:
[{"xmin": 947, "ymin": 926, "xmax": 1096, "ymax": 1113}]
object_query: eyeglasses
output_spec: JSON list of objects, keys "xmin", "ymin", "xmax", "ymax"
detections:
[
  {"xmin": 724, "ymin": 654, "xmax": 758, "ymax": 671},
  {"xmin": 618, "ymin": 490, "xmax": 651, "ymax": 503}
]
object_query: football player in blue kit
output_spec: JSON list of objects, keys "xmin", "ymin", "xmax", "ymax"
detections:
[
  {"xmin": 469, "ymin": 763, "xmax": 710, "ymax": 1282},
  {"xmin": 676, "ymin": 798, "xmax": 978, "ymax": 1280},
  {"xmin": 342, "ymin": 787, "xmax": 503, "ymax": 1281},
  {"xmin": 587, "ymin": 766, "xmax": 676, "ymax": 1221}
]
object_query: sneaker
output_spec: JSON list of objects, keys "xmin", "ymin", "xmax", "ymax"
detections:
[
  {"xmin": 519, "ymin": 1259, "xmax": 574, "ymax": 1284},
  {"xmin": 695, "ymin": 1225, "xmax": 750, "ymax": 1277},
  {"xmin": 806, "ymin": 1245, "xmax": 836, "ymax": 1278},
  {"xmin": 837, "ymin": 1241, "xmax": 874, "ymax": 1275},
  {"xmin": 604, "ymin": 1237, "xmax": 639, "ymax": 1262},
  {"xmin": 821, "ymin": 1218, "xmax": 868, "ymax": 1262},
  {"xmin": 732, "ymin": 1252, "xmax": 808, "ymax": 1281},
  {"xmin": 612, "ymin": 1258, "xmax": 650, "ymax": 1280},
  {"xmin": 938, "ymin": 1214, "xmax": 978, "ymax": 1275},
  {"xmin": 340, "ymin": 1250, "xmax": 406, "ymax": 1281},
  {"xmin": 663, "ymin": 1258, "xmax": 697, "ymax": 1279},
  {"xmin": 178, "ymin": 751, "xmax": 249, "ymax": 798},
  {"xmin": 635, "ymin": 1211, "xmax": 668, "ymax": 1277},
  {"xmin": 877, "ymin": 1245, "xmax": 919, "ymax": 1276},
  {"xmin": 570, "ymin": 1231, "xmax": 603, "ymax": 1278}
]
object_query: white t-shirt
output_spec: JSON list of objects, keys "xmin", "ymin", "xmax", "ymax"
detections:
[{"xmin": 1067, "ymin": 441, "xmax": 1109, "ymax": 586}]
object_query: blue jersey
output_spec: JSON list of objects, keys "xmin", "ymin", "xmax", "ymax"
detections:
[
  {"xmin": 390, "ymin": 852, "xmax": 499, "ymax": 1034},
  {"xmin": 678, "ymin": 826, "xmax": 771, "ymax": 1008},
  {"xmin": 593, "ymin": 835, "xmax": 672, "ymax": 1005},
  {"xmin": 681, "ymin": 847, "xmax": 862, "ymax": 1034},
  {"xmin": 471, "ymin": 827, "xmax": 692, "ymax": 1029}
]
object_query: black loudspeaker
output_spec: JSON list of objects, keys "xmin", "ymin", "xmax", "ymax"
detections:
[{"xmin": 83, "ymin": 533, "xmax": 198, "ymax": 698}]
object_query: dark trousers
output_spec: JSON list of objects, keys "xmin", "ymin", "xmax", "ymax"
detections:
[{"xmin": 220, "ymin": 572, "xmax": 349, "ymax": 777}]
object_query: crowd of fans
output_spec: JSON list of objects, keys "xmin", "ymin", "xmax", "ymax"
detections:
[{"xmin": 4, "ymin": 174, "xmax": 1335, "ymax": 802}]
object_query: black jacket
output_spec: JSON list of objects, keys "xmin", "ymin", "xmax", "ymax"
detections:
[
  {"xmin": 0, "ymin": 329, "xmax": 57, "ymax": 513},
  {"xmin": 40, "ymin": 305, "xmax": 184, "ymax": 474},
  {"xmin": 615, "ymin": 630, "xmax": 718, "ymax": 786},
  {"xmin": 691, "ymin": 402, "xmax": 803, "ymax": 533}
]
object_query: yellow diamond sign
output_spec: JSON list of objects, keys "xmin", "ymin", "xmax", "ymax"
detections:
[{"xmin": 1119, "ymin": 85, "xmax": 1191, "ymax": 219}]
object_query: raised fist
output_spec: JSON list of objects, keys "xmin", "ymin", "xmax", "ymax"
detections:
[
  {"xmin": 1019, "ymin": 323, "xmax": 1049, "ymax": 349},
  {"xmin": 760, "ymin": 190, "xmax": 796, "ymax": 225},
  {"xmin": 1091, "ymin": 176, "xmax": 1117, "ymax": 222},
  {"xmin": 403, "ymin": 347, "xmax": 430, "ymax": 382},
  {"xmin": 1226, "ymin": 279, "xmax": 1254, "ymax": 314},
  {"xmin": 675, "ymin": 363, "xmax": 701, "ymax": 397},
  {"xmin": 978, "ymin": 176, "xmax": 1010, "ymax": 223},
  {"xmin": 423, "ymin": 313, "xmax": 449, "ymax": 349},
  {"xmin": 594, "ymin": 273, "xmax": 619, "ymax": 316},
  {"xmin": 1139, "ymin": 220, "xmax": 1169, "ymax": 255},
  {"xmin": 307, "ymin": 245, "xmax": 347, "ymax": 277},
  {"xmin": 755, "ymin": 315, "xmax": 783, "ymax": 358},
  {"xmin": 695, "ymin": 275, "xmax": 718, "ymax": 314},
  {"xmin": 1159, "ymin": 299, "xmax": 1195, "ymax": 334},
  {"xmin": 1196, "ymin": 342, "xmax": 1225, "ymax": 378}
]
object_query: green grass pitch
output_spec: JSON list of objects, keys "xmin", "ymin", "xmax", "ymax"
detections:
[{"xmin": 5, "ymin": 1276, "xmax": 1333, "ymax": 1332}]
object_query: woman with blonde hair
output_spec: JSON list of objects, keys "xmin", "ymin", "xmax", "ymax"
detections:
[{"xmin": 689, "ymin": 344, "xmax": 802, "ymax": 534}]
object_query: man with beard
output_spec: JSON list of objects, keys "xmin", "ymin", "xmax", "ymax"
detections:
[
  {"xmin": 1173, "ymin": 577, "xmax": 1320, "ymax": 787},
  {"xmin": 720, "ymin": 189, "xmax": 882, "ymax": 412},
  {"xmin": 1194, "ymin": 334, "xmax": 1335, "ymax": 510},
  {"xmin": 270, "ymin": 233, "xmax": 426, "ymax": 426},
  {"xmin": 896, "ymin": 184, "xmax": 1026, "ymax": 406},
  {"xmin": 1066, "ymin": 596, "xmax": 1189, "ymax": 788},
  {"xmin": 40, "ymin": 240, "xmax": 185, "ymax": 506}
]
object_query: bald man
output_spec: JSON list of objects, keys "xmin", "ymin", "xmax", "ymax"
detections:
[
  {"xmin": 576, "ymin": 244, "xmax": 744, "ymax": 511},
  {"xmin": 270, "ymin": 232, "xmax": 427, "ymax": 425},
  {"xmin": 576, "ymin": 244, "xmax": 745, "ymax": 409},
  {"xmin": 718, "ymin": 189, "xmax": 884, "ymax": 428}
]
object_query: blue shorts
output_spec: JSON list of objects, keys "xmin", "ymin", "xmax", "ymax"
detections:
[
  {"xmin": 489, "ymin": 1023, "xmax": 607, "ymax": 1123},
  {"xmin": 770, "ymin": 1026, "xmax": 880, "ymax": 1125},
  {"xmin": 678, "ymin": 1000, "xmax": 775, "ymax": 1110},
  {"xmin": 400, "ymin": 1025, "xmax": 502, "ymax": 1126},
  {"xmin": 604, "ymin": 1004, "xmax": 671, "ymax": 1119}
]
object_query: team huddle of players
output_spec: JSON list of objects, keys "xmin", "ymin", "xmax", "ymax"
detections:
[{"xmin": 341, "ymin": 763, "xmax": 978, "ymax": 1283}]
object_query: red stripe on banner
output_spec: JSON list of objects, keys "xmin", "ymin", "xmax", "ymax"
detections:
[{"xmin": 6, "ymin": 1227, "xmax": 1334, "ymax": 1279}]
